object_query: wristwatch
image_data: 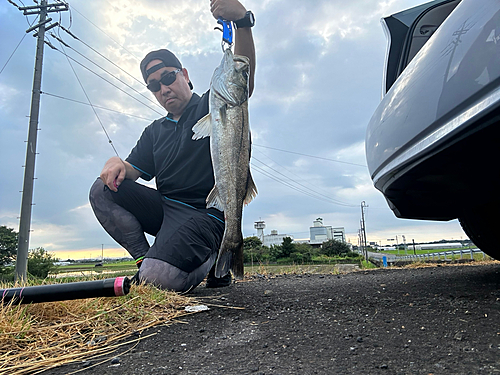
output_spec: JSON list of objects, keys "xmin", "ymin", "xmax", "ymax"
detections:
[{"xmin": 234, "ymin": 10, "xmax": 255, "ymax": 29}]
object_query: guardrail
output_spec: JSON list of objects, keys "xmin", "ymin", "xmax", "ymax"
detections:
[{"xmin": 397, "ymin": 248, "xmax": 486, "ymax": 261}]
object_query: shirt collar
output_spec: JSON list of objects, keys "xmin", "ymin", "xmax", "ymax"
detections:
[{"xmin": 162, "ymin": 93, "xmax": 201, "ymax": 124}]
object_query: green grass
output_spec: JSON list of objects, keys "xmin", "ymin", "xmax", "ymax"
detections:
[
  {"xmin": 51, "ymin": 261, "xmax": 137, "ymax": 280},
  {"xmin": 57, "ymin": 260, "xmax": 135, "ymax": 271},
  {"xmin": 244, "ymin": 261, "xmax": 369, "ymax": 275},
  {"xmin": 55, "ymin": 257, "xmax": 366, "ymax": 278},
  {"xmin": 411, "ymin": 252, "xmax": 490, "ymax": 262},
  {"xmin": 379, "ymin": 247, "xmax": 478, "ymax": 256},
  {"xmin": 361, "ymin": 260, "xmax": 377, "ymax": 269}
]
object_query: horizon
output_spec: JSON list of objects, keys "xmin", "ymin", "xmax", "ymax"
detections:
[{"xmin": 1, "ymin": 0, "xmax": 468, "ymax": 259}]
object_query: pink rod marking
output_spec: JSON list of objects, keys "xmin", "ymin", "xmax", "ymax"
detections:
[{"xmin": 114, "ymin": 277, "xmax": 125, "ymax": 296}]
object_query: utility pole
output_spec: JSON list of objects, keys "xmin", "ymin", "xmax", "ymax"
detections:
[
  {"xmin": 14, "ymin": 0, "xmax": 68, "ymax": 282},
  {"xmin": 357, "ymin": 229, "xmax": 362, "ymax": 255},
  {"xmin": 360, "ymin": 201, "xmax": 368, "ymax": 261}
]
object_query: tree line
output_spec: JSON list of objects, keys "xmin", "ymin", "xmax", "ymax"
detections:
[
  {"xmin": 0, "ymin": 225, "xmax": 58, "ymax": 280},
  {"xmin": 243, "ymin": 236, "xmax": 361, "ymax": 264},
  {"xmin": 0, "ymin": 225, "xmax": 363, "ymax": 280}
]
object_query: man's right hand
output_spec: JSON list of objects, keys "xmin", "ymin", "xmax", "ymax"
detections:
[{"xmin": 100, "ymin": 156, "xmax": 127, "ymax": 192}]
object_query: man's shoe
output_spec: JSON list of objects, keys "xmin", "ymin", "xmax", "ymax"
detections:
[
  {"xmin": 130, "ymin": 270, "xmax": 141, "ymax": 285},
  {"xmin": 206, "ymin": 264, "xmax": 232, "ymax": 288},
  {"xmin": 206, "ymin": 272, "xmax": 232, "ymax": 288}
]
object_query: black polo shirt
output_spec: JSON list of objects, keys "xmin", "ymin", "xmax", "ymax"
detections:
[{"xmin": 125, "ymin": 92, "xmax": 215, "ymax": 209}]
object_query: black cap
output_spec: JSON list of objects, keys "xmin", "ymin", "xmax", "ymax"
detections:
[{"xmin": 140, "ymin": 49, "xmax": 193, "ymax": 89}]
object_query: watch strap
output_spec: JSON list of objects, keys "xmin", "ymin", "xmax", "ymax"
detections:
[{"xmin": 234, "ymin": 10, "xmax": 254, "ymax": 29}]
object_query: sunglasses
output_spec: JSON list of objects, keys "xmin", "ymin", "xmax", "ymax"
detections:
[{"xmin": 146, "ymin": 69, "xmax": 182, "ymax": 92}]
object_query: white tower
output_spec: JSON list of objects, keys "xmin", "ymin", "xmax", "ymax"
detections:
[{"xmin": 254, "ymin": 220, "xmax": 266, "ymax": 243}]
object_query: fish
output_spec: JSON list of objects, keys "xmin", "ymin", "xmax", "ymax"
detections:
[{"xmin": 192, "ymin": 48, "xmax": 257, "ymax": 279}]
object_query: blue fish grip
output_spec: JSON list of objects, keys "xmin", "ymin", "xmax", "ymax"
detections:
[{"xmin": 217, "ymin": 18, "xmax": 233, "ymax": 45}]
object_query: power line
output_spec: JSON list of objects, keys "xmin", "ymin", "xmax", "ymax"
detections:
[
  {"xmin": 251, "ymin": 163, "xmax": 323, "ymax": 201},
  {"xmin": 48, "ymin": 32, "xmax": 163, "ymax": 112},
  {"xmin": 58, "ymin": 25, "xmax": 145, "ymax": 87},
  {"xmin": 7, "ymin": 0, "xmax": 33, "ymax": 25},
  {"xmin": 251, "ymin": 159, "xmax": 356, "ymax": 207},
  {"xmin": 253, "ymin": 144, "xmax": 367, "ymax": 167},
  {"xmin": 57, "ymin": 41, "xmax": 119, "ymax": 157},
  {"xmin": 252, "ymin": 156, "xmax": 356, "ymax": 207},
  {"xmin": 251, "ymin": 162, "xmax": 342, "ymax": 206},
  {"xmin": 253, "ymin": 147, "xmax": 340, "ymax": 202},
  {"xmin": 70, "ymin": 5, "xmax": 141, "ymax": 61},
  {"xmin": 48, "ymin": 42, "xmax": 164, "ymax": 116},
  {"xmin": 0, "ymin": 17, "xmax": 37, "ymax": 75},
  {"xmin": 0, "ymin": 33, "xmax": 28, "ymax": 76},
  {"xmin": 41, "ymin": 91, "xmax": 155, "ymax": 121}
]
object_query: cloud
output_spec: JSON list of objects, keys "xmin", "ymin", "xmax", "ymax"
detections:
[
  {"xmin": 0, "ymin": 82, "xmax": 21, "ymax": 111},
  {"xmin": 0, "ymin": 0, "xmax": 469, "ymax": 260},
  {"xmin": 97, "ymin": 0, "xmax": 218, "ymax": 56}
]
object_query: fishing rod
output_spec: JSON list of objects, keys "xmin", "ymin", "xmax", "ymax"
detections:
[{"xmin": 0, "ymin": 276, "xmax": 131, "ymax": 305}]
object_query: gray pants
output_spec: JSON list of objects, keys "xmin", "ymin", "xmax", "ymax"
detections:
[
  {"xmin": 89, "ymin": 178, "xmax": 224, "ymax": 293},
  {"xmin": 139, "ymin": 253, "xmax": 217, "ymax": 292}
]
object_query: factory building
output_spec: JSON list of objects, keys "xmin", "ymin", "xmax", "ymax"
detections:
[
  {"xmin": 254, "ymin": 220, "xmax": 294, "ymax": 247},
  {"xmin": 309, "ymin": 218, "xmax": 345, "ymax": 246}
]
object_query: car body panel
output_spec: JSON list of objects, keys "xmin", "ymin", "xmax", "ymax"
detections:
[
  {"xmin": 366, "ymin": 0, "xmax": 500, "ymax": 220},
  {"xmin": 382, "ymin": 0, "xmax": 461, "ymax": 94}
]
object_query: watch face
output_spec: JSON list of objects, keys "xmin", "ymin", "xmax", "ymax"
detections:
[{"xmin": 235, "ymin": 11, "xmax": 254, "ymax": 28}]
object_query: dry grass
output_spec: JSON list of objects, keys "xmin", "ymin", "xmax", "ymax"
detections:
[
  {"xmin": 403, "ymin": 259, "xmax": 500, "ymax": 269},
  {"xmin": 0, "ymin": 281, "xmax": 199, "ymax": 375}
]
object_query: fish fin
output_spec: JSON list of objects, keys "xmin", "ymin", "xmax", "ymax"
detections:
[
  {"xmin": 215, "ymin": 247, "xmax": 233, "ymax": 278},
  {"xmin": 243, "ymin": 170, "xmax": 258, "ymax": 206},
  {"xmin": 192, "ymin": 114, "xmax": 212, "ymax": 140},
  {"xmin": 206, "ymin": 185, "xmax": 224, "ymax": 211}
]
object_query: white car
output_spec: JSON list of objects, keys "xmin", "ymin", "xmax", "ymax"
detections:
[{"xmin": 366, "ymin": 0, "xmax": 499, "ymax": 259}]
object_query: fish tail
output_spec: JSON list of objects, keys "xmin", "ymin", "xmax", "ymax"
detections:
[
  {"xmin": 214, "ymin": 246, "xmax": 232, "ymax": 279},
  {"xmin": 215, "ymin": 234, "xmax": 244, "ymax": 279}
]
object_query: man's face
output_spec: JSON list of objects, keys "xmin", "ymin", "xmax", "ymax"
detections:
[{"xmin": 146, "ymin": 59, "xmax": 192, "ymax": 119}]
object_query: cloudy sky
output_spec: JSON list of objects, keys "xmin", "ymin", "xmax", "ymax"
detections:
[{"xmin": 0, "ymin": 0, "xmax": 468, "ymax": 259}]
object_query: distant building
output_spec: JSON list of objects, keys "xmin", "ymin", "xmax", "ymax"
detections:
[
  {"xmin": 309, "ymin": 218, "xmax": 345, "ymax": 245},
  {"xmin": 254, "ymin": 220, "xmax": 294, "ymax": 247},
  {"xmin": 263, "ymin": 230, "xmax": 294, "ymax": 247},
  {"xmin": 254, "ymin": 220, "xmax": 265, "ymax": 243}
]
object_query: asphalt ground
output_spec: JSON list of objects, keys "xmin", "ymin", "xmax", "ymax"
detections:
[{"xmin": 48, "ymin": 262, "xmax": 500, "ymax": 375}]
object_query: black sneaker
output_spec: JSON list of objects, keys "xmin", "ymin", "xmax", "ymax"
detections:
[
  {"xmin": 130, "ymin": 270, "xmax": 141, "ymax": 285},
  {"xmin": 206, "ymin": 265, "xmax": 232, "ymax": 288}
]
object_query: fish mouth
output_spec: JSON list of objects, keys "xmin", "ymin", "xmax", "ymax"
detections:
[{"xmin": 211, "ymin": 51, "xmax": 249, "ymax": 106}]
